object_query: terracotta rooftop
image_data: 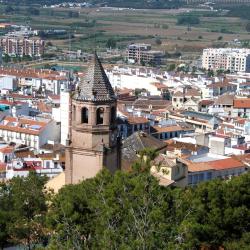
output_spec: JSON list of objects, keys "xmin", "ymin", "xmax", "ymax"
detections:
[
  {"xmin": 188, "ymin": 157, "xmax": 245, "ymax": 172},
  {"xmin": 0, "ymin": 162, "xmax": 6, "ymax": 172},
  {"xmin": 127, "ymin": 116, "xmax": 149, "ymax": 125},
  {"xmin": 151, "ymin": 124, "xmax": 193, "ymax": 133},
  {"xmin": 166, "ymin": 140, "xmax": 203, "ymax": 152},
  {"xmin": 0, "ymin": 146, "xmax": 14, "ymax": 154},
  {"xmin": 215, "ymin": 94, "xmax": 234, "ymax": 106},
  {"xmin": 0, "ymin": 67, "xmax": 67, "ymax": 81},
  {"xmin": 199, "ymin": 99, "xmax": 214, "ymax": 106},
  {"xmin": 150, "ymin": 82, "xmax": 168, "ymax": 89},
  {"xmin": 173, "ymin": 91, "xmax": 183, "ymax": 97},
  {"xmin": 0, "ymin": 116, "xmax": 49, "ymax": 135},
  {"xmin": 233, "ymin": 98, "xmax": 250, "ymax": 109},
  {"xmin": 185, "ymin": 88, "xmax": 201, "ymax": 97}
]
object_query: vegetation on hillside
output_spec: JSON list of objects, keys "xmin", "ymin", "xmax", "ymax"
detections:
[
  {"xmin": 1, "ymin": 150, "xmax": 250, "ymax": 249},
  {"xmin": 227, "ymin": 5, "xmax": 250, "ymax": 20},
  {"xmin": 1, "ymin": 0, "xmax": 184, "ymax": 9}
]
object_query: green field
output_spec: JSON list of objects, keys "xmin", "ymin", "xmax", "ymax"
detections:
[{"xmin": 0, "ymin": 5, "xmax": 249, "ymax": 65}]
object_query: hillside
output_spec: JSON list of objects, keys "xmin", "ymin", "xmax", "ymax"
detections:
[{"xmin": 2, "ymin": 0, "xmax": 184, "ymax": 9}]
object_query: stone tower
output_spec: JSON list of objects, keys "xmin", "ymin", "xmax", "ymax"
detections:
[{"xmin": 65, "ymin": 53, "xmax": 121, "ymax": 184}]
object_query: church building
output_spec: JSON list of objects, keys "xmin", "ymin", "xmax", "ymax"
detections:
[{"xmin": 65, "ymin": 53, "xmax": 121, "ymax": 184}]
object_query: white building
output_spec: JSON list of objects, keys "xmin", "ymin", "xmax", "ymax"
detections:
[
  {"xmin": 0, "ymin": 68, "xmax": 68, "ymax": 95},
  {"xmin": 202, "ymin": 48, "xmax": 250, "ymax": 73},
  {"xmin": 6, "ymin": 156, "xmax": 63, "ymax": 179},
  {"xmin": 60, "ymin": 90, "xmax": 71, "ymax": 145},
  {"xmin": 0, "ymin": 116, "xmax": 60, "ymax": 150},
  {"xmin": 0, "ymin": 76, "xmax": 18, "ymax": 91}
]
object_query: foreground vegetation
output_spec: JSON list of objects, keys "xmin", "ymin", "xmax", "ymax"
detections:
[{"xmin": 1, "ymin": 156, "xmax": 250, "ymax": 249}]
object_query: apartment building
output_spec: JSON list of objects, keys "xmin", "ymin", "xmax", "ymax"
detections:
[
  {"xmin": 0, "ymin": 116, "xmax": 60, "ymax": 150},
  {"xmin": 127, "ymin": 43, "xmax": 164, "ymax": 65},
  {"xmin": 0, "ymin": 68, "xmax": 68, "ymax": 94},
  {"xmin": 0, "ymin": 38, "xmax": 45, "ymax": 57},
  {"xmin": 202, "ymin": 48, "xmax": 250, "ymax": 73}
]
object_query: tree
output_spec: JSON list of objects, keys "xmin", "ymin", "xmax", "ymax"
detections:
[
  {"xmin": 155, "ymin": 38, "xmax": 162, "ymax": 46},
  {"xmin": 68, "ymin": 11, "xmax": 79, "ymax": 18},
  {"xmin": 168, "ymin": 63, "xmax": 176, "ymax": 71},
  {"xmin": 0, "ymin": 182, "xmax": 12, "ymax": 249},
  {"xmin": 177, "ymin": 15, "xmax": 200, "ymax": 25},
  {"xmin": 7, "ymin": 173, "xmax": 48, "ymax": 249},
  {"xmin": 106, "ymin": 38, "xmax": 116, "ymax": 49},
  {"xmin": 47, "ymin": 166, "xmax": 175, "ymax": 249},
  {"xmin": 5, "ymin": 6, "xmax": 14, "ymax": 14},
  {"xmin": 246, "ymin": 22, "xmax": 250, "ymax": 32},
  {"xmin": 3, "ymin": 54, "xmax": 11, "ymax": 63},
  {"xmin": 208, "ymin": 69, "xmax": 214, "ymax": 77},
  {"xmin": 27, "ymin": 7, "xmax": 40, "ymax": 16}
]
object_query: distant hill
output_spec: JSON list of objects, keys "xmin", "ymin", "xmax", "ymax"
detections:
[{"xmin": 2, "ymin": 0, "xmax": 185, "ymax": 9}]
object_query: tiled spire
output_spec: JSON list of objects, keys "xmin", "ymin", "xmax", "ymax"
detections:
[{"xmin": 74, "ymin": 53, "xmax": 116, "ymax": 102}]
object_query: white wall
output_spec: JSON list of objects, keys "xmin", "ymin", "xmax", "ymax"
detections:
[{"xmin": 60, "ymin": 91, "xmax": 70, "ymax": 146}]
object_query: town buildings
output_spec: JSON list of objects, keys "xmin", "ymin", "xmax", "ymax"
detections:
[
  {"xmin": 0, "ymin": 51, "xmax": 248, "ymax": 189},
  {"xmin": 127, "ymin": 43, "xmax": 164, "ymax": 65},
  {"xmin": 202, "ymin": 48, "xmax": 250, "ymax": 73},
  {"xmin": 0, "ymin": 37, "xmax": 45, "ymax": 57}
]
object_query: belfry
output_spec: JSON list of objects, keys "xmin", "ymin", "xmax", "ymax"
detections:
[{"xmin": 65, "ymin": 53, "xmax": 121, "ymax": 184}]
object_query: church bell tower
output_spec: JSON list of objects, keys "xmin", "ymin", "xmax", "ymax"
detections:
[{"xmin": 65, "ymin": 53, "xmax": 121, "ymax": 184}]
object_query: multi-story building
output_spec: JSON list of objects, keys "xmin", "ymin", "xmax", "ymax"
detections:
[
  {"xmin": 127, "ymin": 43, "xmax": 164, "ymax": 65},
  {"xmin": 0, "ymin": 116, "xmax": 60, "ymax": 150},
  {"xmin": 0, "ymin": 67, "xmax": 68, "ymax": 94},
  {"xmin": 202, "ymin": 48, "xmax": 250, "ymax": 73},
  {"xmin": 0, "ymin": 38, "xmax": 45, "ymax": 57}
]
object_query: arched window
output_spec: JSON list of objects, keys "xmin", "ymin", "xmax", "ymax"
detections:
[
  {"xmin": 110, "ymin": 106, "xmax": 116, "ymax": 123},
  {"xmin": 81, "ymin": 107, "xmax": 88, "ymax": 124},
  {"xmin": 96, "ymin": 107, "xmax": 104, "ymax": 125},
  {"xmin": 72, "ymin": 105, "xmax": 76, "ymax": 121}
]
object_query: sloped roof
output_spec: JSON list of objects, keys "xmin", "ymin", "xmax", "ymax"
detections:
[
  {"xmin": 122, "ymin": 131, "xmax": 166, "ymax": 168},
  {"xmin": 74, "ymin": 53, "xmax": 116, "ymax": 102},
  {"xmin": 153, "ymin": 154, "xmax": 176, "ymax": 168},
  {"xmin": 234, "ymin": 98, "xmax": 250, "ymax": 109},
  {"xmin": 214, "ymin": 94, "xmax": 234, "ymax": 106},
  {"xmin": 185, "ymin": 88, "xmax": 201, "ymax": 97},
  {"xmin": 188, "ymin": 157, "xmax": 245, "ymax": 172}
]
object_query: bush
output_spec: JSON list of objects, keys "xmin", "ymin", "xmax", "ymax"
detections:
[
  {"xmin": 246, "ymin": 22, "xmax": 250, "ymax": 32},
  {"xmin": 177, "ymin": 15, "xmax": 200, "ymax": 25}
]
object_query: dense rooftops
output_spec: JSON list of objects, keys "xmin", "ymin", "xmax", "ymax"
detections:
[{"xmin": 0, "ymin": 116, "xmax": 49, "ymax": 135}]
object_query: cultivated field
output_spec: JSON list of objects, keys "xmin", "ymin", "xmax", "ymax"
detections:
[{"xmin": 0, "ymin": 5, "xmax": 250, "ymax": 67}]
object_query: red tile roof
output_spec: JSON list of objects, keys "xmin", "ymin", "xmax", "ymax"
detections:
[
  {"xmin": 0, "ymin": 116, "xmax": 49, "ymax": 135},
  {"xmin": 0, "ymin": 67, "xmax": 67, "ymax": 81},
  {"xmin": 0, "ymin": 146, "xmax": 14, "ymax": 154},
  {"xmin": 0, "ymin": 162, "xmax": 6, "ymax": 172},
  {"xmin": 234, "ymin": 99, "xmax": 250, "ymax": 109},
  {"xmin": 127, "ymin": 116, "xmax": 149, "ymax": 124},
  {"xmin": 188, "ymin": 157, "xmax": 245, "ymax": 172}
]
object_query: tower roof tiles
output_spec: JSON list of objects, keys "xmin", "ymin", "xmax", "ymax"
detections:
[{"xmin": 74, "ymin": 53, "xmax": 116, "ymax": 102}]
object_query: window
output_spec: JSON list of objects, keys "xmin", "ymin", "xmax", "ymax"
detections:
[
  {"xmin": 188, "ymin": 175, "xmax": 192, "ymax": 184},
  {"xmin": 46, "ymin": 161, "xmax": 50, "ymax": 168},
  {"xmin": 207, "ymin": 172, "xmax": 212, "ymax": 180},
  {"xmin": 96, "ymin": 107, "xmax": 104, "ymax": 125},
  {"xmin": 73, "ymin": 105, "xmax": 76, "ymax": 121},
  {"xmin": 110, "ymin": 106, "xmax": 116, "ymax": 124},
  {"xmin": 81, "ymin": 107, "xmax": 89, "ymax": 124}
]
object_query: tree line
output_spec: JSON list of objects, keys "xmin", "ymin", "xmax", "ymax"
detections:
[{"xmin": 0, "ymin": 150, "xmax": 250, "ymax": 249}]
